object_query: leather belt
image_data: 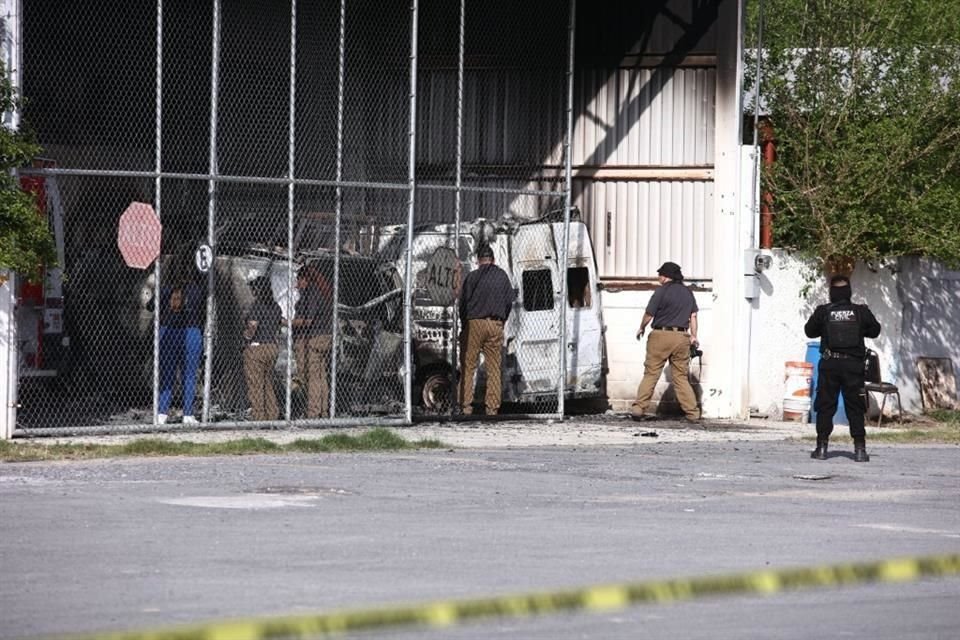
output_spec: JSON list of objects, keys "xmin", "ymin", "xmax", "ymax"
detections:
[
  {"xmin": 653, "ymin": 326, "xmax": 686, "ymax": 332},
  {"xmin": 823, "ymin": 349, "xmax": 856, "ymax": 360}
]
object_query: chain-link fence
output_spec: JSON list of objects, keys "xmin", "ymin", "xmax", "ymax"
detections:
[{"xmin": 11, "ymin": 0, "xmax": 607, "ymax": 435}]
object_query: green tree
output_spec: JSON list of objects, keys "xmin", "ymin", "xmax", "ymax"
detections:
[
  {"xmin": 748, "ymin": 0, "xmax": 960, "ymax": 273},
  {"xmin": 0, "ymin": 59, "xmax": 54, "ymax": 282}
]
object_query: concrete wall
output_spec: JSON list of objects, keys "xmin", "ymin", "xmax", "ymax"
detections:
[
  {"xmin": 601, "ymin": 287, "xmax": 714, "ymax": 413},
  {"xmin": 747, "ymin": 251, "xmax": 959, "ymax": 418},
  {"xmin": 1, "ymin": 270, "xmax": 15, "ymax": 439},
  {"xmin": 600, "ymin": 252, "xmax": 960, "ymax": 419}
]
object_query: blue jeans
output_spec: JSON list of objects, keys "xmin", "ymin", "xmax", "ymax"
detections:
[{"xmin": 158, "ymin": 326, "xmax": 203, "ymax": 415}]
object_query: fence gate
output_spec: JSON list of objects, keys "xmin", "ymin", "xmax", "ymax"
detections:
[{"xmin": 8, "ymin": 0, "xmax": 585, "ymax": 436}]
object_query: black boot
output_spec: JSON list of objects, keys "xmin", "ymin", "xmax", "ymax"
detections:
[
  {"xmin": 854, "ymin": 440, "xmax": 870, "ymax": 462},
  {"xmin": 811, "ymin": 438, "xmax": 828, "ymax": 460}
]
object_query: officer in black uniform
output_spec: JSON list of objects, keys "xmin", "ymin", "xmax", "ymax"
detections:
[{"xmin": 804, "ymin": 275, "xmax": 881, "ymax": 462}]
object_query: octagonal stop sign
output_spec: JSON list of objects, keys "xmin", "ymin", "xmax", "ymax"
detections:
[
  {"xmin": 117, "ymin": 202, "xmax": 162, "ymax": 269},
  {"xmin": 425, "ymin": 246, "xmax": 460, "ymax": 306}
]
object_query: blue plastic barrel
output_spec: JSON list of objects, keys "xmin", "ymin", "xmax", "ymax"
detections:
[{"xmin": 805, "ymin": 341, "xmax": 847, "ymax": 425}]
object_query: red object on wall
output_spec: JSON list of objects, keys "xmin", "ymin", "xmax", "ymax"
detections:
[{"xmin": 758, "ymin": 119, "xmax": 777, "ymax": 249}]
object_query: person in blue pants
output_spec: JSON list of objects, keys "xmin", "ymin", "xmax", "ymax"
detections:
[{"xmin": 158, "ymin": 278, "xmax": 205, "ymax": 424}]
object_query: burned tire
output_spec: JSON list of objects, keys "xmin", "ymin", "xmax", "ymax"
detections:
[{"xmin": 416, "ymin": 368, "xmax": 455, "ymax": 413}]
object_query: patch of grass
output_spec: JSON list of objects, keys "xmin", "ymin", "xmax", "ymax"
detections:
[
  {"xmin": 0, "ymin": 428, "xmax": 447, "ymax": 463},
  {"xmin": 867, "ymin": 427, "xmax": 960, "ymax": 444},
  {"xmin": 804, "ymin": 413, "xmax": 960, "ymax": 445},
  {"xmin": 866, "ymin": 413, "xmax": 960, "ymax": 444},
  {"xmin": 928, "ymin": 409, "xmax": 960, "ymax": 424}
]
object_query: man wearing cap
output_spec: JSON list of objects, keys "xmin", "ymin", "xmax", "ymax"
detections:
[
  {"xmin": 804, "ymin": 274, "xmax": 881, "ymax": 462},
  {"xmin": 458, "ymin": 243, "xmax": 516, "ymax": 416},
  {"xmin": 631, "ymin": 261, "xmax": 701, "ymax": 422}
]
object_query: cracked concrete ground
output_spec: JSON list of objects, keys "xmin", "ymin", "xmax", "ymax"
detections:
[{"xmin": 26, "ymin": 414, "xmax": 858, "ymax": 448}]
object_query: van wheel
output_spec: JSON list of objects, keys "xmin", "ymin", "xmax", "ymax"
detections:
[{"xmin": 419, "ymin": 371, "xmax": 455, "ymax": 412}]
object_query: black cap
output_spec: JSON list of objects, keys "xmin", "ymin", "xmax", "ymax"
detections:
[
  {"xmin": 657, "ymin": 261, "xmax": 683, "ymax": 280},
  {"xmin": 476, "ymin": 244, "xmax": 494, "ymax": 259}
]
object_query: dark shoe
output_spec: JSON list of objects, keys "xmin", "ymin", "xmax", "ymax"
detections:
[
  {"xmin": 683, "ymin": 416, "xmax": 702, "ymax": 425},
  {"xmin": 811, "ymin": 440, "xmax": 828, "ymax": 460},
  {"xmin": 854, "ymin": 443, "xmax": 870, "ymax": 462},
  {"xmin": 631, "ymin": 413, "xmax": 657, "ymax": 422}
]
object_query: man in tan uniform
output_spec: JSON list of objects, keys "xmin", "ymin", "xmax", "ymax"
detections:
[
  {"xmin": 458, "ymin": 244, "xmax": 516, "ymax": 416},
  {"xmin": 631, "ymin": 261, "xmax": 701, "ymax": 423}
]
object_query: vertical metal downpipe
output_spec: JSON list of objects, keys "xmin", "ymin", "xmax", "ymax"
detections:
[
  {"xmin": 752, "ymin": 0, "xmax": 766, "ymax": 249},
  {"xmin": 285, "ymin": 0, "xmax": 297, "ymax": 424},
  {"xmin": 403, "ymin": 0, "xmax": 419, "ymax": 424},
  {"xmin": 452, "ymin": 0, "xmax": 465, "ymax": 413},
  {"xmin": 330, "ymin": 0, "xmax": 347, "ymax": 419},
  {"xmin": 558, "ymin": 0, "xmax": 577, "ymax": 418},
  {"xmin": 202, "ymin": 0, "xmax": 222, "ymax": 423},
  {"xmin": 152, "ymin": 0, "xmax": 163, "ymax": 424}
]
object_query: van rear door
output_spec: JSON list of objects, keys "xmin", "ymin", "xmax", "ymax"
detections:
[
  {"xmin": 509, "ymin": 225, "xmax": 562, "ymax": 404},
  {"xmin": 553, "ymin": 221, "xmax": 604, "ymax": 398}
]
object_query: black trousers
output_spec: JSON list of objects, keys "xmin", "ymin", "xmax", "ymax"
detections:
[{"xmin": 815, "ymin": 357, "xmax": 866, "ymax": 440}]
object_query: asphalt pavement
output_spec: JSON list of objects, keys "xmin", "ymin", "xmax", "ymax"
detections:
[{"xmin": 1, "ymin": 420, "xmax": 958, "ymax": 639}]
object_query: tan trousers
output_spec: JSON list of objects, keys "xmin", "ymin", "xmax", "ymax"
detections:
[
  {"xmin": 295, "ymin": 334, "xmax": 332, "ymax": 419},
  {"xmin": 631, "ymin": 329, "xmax": 699, "ymax": 420},
  {"xmin": 460, "ymin": 318, "xmax": 504, "ymax": 415},
  {"xmin": 243, "ymin": 343, "xmax": 279, "ymax": 421}
]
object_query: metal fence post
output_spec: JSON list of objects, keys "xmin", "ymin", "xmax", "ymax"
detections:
[
  {"xmin": 403, "ymin": 0, "xmax": 419, "ymax": 424},
  {"xmin": 202, "ymin": 0, "xmax": 222, "ymax": 424},
  {"xmin": 152, "ymin": 0, "xmax": 163, "ymax": 426},
  {"xmin": 284, "ymin": 0, "xmax": 298, "ymax": 425},
  {"xmin": 558, "ymin": 0, "xmax": 577, "ymax": 419},
  {"xmin": 330, "ymin": 0, "xmax": 347, "ymax": 420}
]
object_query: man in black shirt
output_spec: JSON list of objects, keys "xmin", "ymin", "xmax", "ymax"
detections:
[
  {"xmin": 458, "ymin": 243, "xmax": 516, "ymax": 415},
  {"xmin": 804, "ymin": 274, "xmax": 882, "ymax": 462},
  {"xmin": 631, "ymin": 262, "xmax": 701, "ymax": 422}
]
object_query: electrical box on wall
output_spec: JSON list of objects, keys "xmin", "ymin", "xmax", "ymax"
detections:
[{"xmin": 743, "ymin": 249, "xmax": 772, "ymax": 299}]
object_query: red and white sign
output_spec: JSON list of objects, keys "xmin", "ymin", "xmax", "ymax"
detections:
[
  {"xmin": 425, "ymin": 247, "xmax": 461, "ymax": 306},
  {"xmin": 117, "ymin": 202, "xmax": 162, "ymax": 269}
]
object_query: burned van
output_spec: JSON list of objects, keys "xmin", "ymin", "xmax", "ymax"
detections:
[{"xmin": 377, "ymin": 211, "xmax": 607, "ymax": 413}]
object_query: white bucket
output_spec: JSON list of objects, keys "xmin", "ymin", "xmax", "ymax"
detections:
[
  {"xmin": 783, "ymin": 361, "xmax": 814, "ymax": 422},
  {"xmin": 782, "ymin": 397, "xmax": 812, "ymax": 422}
]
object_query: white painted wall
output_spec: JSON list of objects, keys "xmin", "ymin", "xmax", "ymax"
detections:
[
  {"xmin": 601, "ymin": 287, "xmax": 714, "ymax": 413},
  {"xmin": 600, "ymin": 252, "xmax": 960, "ymax": 420},
  {"xmin": 1, "ymin": 270, "xmax": 15, "ymax": 439},
  {"xmin": 747, "ymin": 252, "xmax": 959, "ymax": 418}
]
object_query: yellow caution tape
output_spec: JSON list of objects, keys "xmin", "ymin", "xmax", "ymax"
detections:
[{"xmin": 63, "ymin": 553, "xmax": 960, "ymax": 640}]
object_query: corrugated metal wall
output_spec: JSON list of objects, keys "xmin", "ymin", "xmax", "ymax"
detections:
[
  {"xmin": 575, "ymin": 179, "xmax": 714, "ymax": 280},
  {"xmin": 411, "ymin": 0, "xmax": 723, "ymax": 282},
  {"xmin": 572, "ymin": 66, "xmax": 716, "ymax": 281}
]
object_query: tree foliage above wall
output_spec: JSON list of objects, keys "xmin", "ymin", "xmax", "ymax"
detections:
[
  {"xmin": 748, "ymin": 0, "xmax": 960, "ymax": 273},
  {"xmin": 0, "ymin": 59, "xmax": 54, "ymax": 282}
]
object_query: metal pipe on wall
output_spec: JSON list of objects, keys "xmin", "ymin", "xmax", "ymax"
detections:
[{"xmin": 758, "ymin": 120, "xmax": 776, "ymax": 249}]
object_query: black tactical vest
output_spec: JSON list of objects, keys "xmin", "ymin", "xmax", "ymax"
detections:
[{"xmin": 826, "ymin": 302, "xmax": 860, "ymax": 349}]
